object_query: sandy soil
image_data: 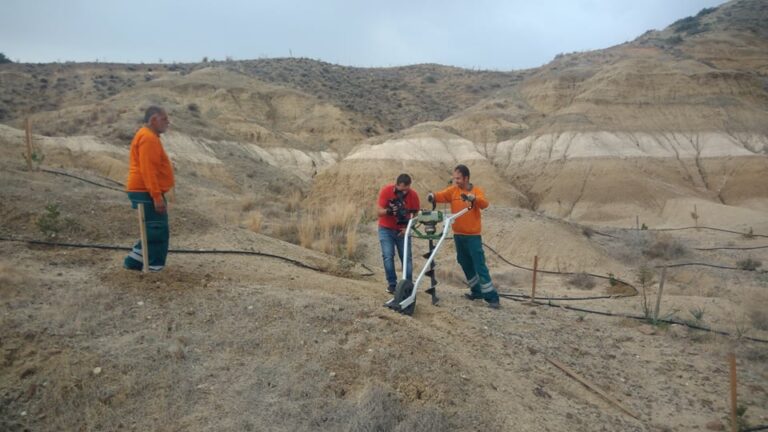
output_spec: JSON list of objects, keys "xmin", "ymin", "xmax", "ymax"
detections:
[{"xmin": 1, "ymin": 135, "xmax": 767, "ymax": 431}]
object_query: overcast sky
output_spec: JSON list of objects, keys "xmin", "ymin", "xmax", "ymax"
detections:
[{"xmin": 1, "ymin": 0, "xmax": 724, "ymax": 70}]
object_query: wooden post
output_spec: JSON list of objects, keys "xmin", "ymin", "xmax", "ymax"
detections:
[
  {"xmin": 531, "ymin": 255, "xmax": 538, "ymax": 301},
  {"xmin": 653, "ymin": 266, "xmax": 667, "ymax": 321},
  {"xmin": 137, "ymin": 203, "xmax": 150, "ymax": 273},
  {"xmin": 729, "ymin": 353, "xmax": 738, "ymax": 432},
  {"xmin": 24, "ymin": 118, "xmax": 33, "ymax": 171},
  {"xmin": 636, "ymin": 215, "xmax": 639, "ymax": 231}
]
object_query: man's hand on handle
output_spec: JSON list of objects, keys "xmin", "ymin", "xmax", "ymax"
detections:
[{"xmin": 154, "ymin": 200, "xmax": 167, "ymax": 214}]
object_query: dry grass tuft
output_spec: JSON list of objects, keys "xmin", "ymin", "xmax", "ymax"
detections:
[
  {"xmin": 273, "ymin": 203, "xmax": 363, "ymax": 258},
  {"xmin": 284, "ymin": 189, "xmax": 304, "ymax": 213},
  {"xmin": 567, "ymin": 272, "xmax": 596, "ymax": 290},
  {"xmin": 240, "ymin": 194, "xmax": 258, "ymax": 212},
  {"xmin": 345, "ymin": 385, "xmax": 404, "ymax": 432},
  {"xmin": 644, "ymin": 236, "xmax": 688, "ymax": 260},
  {"xmin": 248, "ymin": 211, "xmax": 263, "ymax": 233}
]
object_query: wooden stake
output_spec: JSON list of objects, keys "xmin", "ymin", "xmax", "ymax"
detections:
[
  {"xmin": 24, "ymin": 118, "xmax": 33, "ymax": 171},
  {"xmin": 531, "ymin": 255, "xmax": 538, "ymax": 301},
  {"xmin": 729, "ymin": 353, "xmax": 738, "ymax": 432},
  {"xmin": 137, "ymin": 203, "xmax": 149, "ymax": 273},
  {"xmin": 547, "ymin": 357, "xmax": 639, "ymax": 420},
  {"xmin": 636, "ymin": 215, "xmax": 639, "ymax": 231},
  {"xmin": 653, "ymin": 266, "xmax": 667, "ymax": 321}
]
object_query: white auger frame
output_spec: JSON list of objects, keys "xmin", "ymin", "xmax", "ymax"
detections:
[{"xmin": 384, "ymin": 205, "xmax": 470, "ymax": 315}]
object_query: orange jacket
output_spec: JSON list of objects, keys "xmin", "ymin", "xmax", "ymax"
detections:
[
  {"xmin": 434, "ymin": 184, "xmax": 489, "ymax": 235},
  {"xmin": 126, "ymin": 127, "xmax": 175, "ymax": 204}
]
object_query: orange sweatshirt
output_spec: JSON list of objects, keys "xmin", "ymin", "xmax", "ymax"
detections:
[
  {"xmin": 126, "ymin": 127, "xmax": 175, "ymax": 204},
  {"xmin": 433, "ymin": 184, "xmax": 489, "ymax": 235}
]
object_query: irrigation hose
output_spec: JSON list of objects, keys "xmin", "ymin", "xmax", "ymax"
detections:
[
  {"xmin": 38, "ymin": 167, "xmax": 125, "ymax": 192},
  {"xmin": 0, "ymin": 236, "xmax": 376, "ymax": 277},
  {"xmin": 498, "ymin": 294, "xmax": 768, "ymax": 344}
]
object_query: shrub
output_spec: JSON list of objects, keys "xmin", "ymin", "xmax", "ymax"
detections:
[
  {"xmin": 568, "ymin": 272, "xmax": 596, "ymax": 290},
  {"xmin": 0, "ymin": 52, "xmax": 12, "ymax": 64},
  {"xmin": 750, "ymin": 309, "xmax": 768, "ymax": 331},
  {"xmin": 582, "ymin": 227, "xmax": 594, "ymax": 238},
  {"xmin": 696, "ymin": 7, "xmax": 717, "ymax": 17},
  {"xmin": 37, "ymin": 203, "xmax": 62, "ymax": 240},
  {"xmin": 644, "ymin": 238, "xmax": 688, "ymax": 260},
  {"xmin": 737, "ymin": 258, "xmax": 762, "ymax": 271},
  {"xmin": 422, "ymin": 75, "xmax": 437, "ymax": 84},
  {"xmin": 636, "ymin": 265, "xmax": 655, "ymax": 319},
  {"xmin": 689, "ymin": 306, "xmax": 705, "ymax": 322}
]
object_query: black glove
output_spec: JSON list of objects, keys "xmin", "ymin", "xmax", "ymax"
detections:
[
  {"xmin": 460, "ymin": 193, "xmax": 475, "ymax": 203},
  {"xmin": 427, "ymin": 192, "xmax": 435, "ymax": 203}
]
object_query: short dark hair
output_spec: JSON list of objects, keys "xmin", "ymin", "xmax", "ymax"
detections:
[
  {"xmin": 454, "ymin": 164, "xmax": 470, "ymax": 178},
  {"xmin": 396, "ymin": 173, "xmax": 412, "ymax": 186},
  {"xmin": 144, "ymin": 106, "xmax": 165, "ymax": 123}
]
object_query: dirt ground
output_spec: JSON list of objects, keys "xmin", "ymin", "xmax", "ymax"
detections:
[{"xmin": 2, "ymin": 141, "xmax": 768, "ymax": 432}]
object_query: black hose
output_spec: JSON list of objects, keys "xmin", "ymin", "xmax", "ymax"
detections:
[
  {"xmin": 500, "ymin": 292, "xmax": 631, "ymax": 301},
  {"xmin": 38, "ymin": 168, "xmax": 125, "ymax": 192},
  {"xmin": 0, "ymin": 236, "xmax": 378, "ymax": 276},
  {"xmin": 745, "ymin": 426, "xmax": 768, "ymax": 432},
  {"xmin": 645, "ymin": 226, "xmax": 767, "ymax": 238},
  {"xmin": 498, "ymin": 294, "xmax": 768, "ymax": 344},
  {"xmin": 694, "ymin": 245, "xmax": 768, "ymax": 251},
  {"xmin": 659, "ymin": 262, "xmax": 742, "ymax": 271},
  {"xmin": 482, "ymin": 242, "xmax": 640, "ymax": 298}
]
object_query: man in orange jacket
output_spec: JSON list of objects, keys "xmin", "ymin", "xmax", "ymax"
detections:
[
  {"xmin": 123, "ymin": 106, "xmax": 174, "ymax": 272},
  {"xmin": 429, "ymin": 164, "xmax": 500, "ymax": 308}
]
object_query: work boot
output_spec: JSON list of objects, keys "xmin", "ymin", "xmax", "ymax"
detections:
[
  {"xmin": 387, "ymin": 285, "xmax": 396, "ymax": 294},
  {"xmin": 463, "ymin": 292, "xmax": 482, "ymax": 301},
  {"xmin": 487, "ymin": 300, "xmax": 501, "ymax": 309}
]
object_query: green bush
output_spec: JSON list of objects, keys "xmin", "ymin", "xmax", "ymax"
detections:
[{"xmin": 37, "ymin": 203, "xmax": 62, "ymax": 240}]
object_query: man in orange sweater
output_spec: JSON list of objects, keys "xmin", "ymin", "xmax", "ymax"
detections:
[
  {"xmin": 429, "ymin": 164, "xmax": 500, "ymax": 308},
  {"xmin": 123, "ymin": 106, "xmax": 175, "ymax": 272}
]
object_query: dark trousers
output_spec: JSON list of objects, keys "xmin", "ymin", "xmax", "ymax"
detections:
[
  {"xmin": 123, "ymin": 192, "xmax": 169, "ymax": 271},
  {"xmin": 454, "ymin": 234, "xmax": 498, "ymax": 302}
]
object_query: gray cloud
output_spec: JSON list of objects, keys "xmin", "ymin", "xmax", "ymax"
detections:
[{"xmin": 0, "ymin": 0, "xmax": 724, "ymax": 69}]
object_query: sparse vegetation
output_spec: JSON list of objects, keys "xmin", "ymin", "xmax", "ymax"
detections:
[
  {"xmin": 743, "ymin": 227, "xmax": 754, "ymax": 239},
  {"xmin": 187, "ymin": 103, "xmax": 200, "ymax": 115},
  {"xmin": 636, "ymin": 265, "xmax": 655, "ymax": 320},
  {"xmin": 0, "ymin": 52, "xmax": 12, "ymax": 64},
  {"xmin": 36, "ymin": 203, "xmax": 62, "ymax": 240},
  {"xmin": 750, "ymin": 309, "xmax": 768, "ymax": 331},
  {"xmin": 665, "ymin": 35, "xmax": 684, "ymax": 45},
  {"xmin": 248, "ymin": 211, "xmax": 263, "ymax": 233},
  {"xmin": 689, "ymin": 306, "xmax": 705, "ymax": 322},
  {"xmin": 567, "ymin": 272, "xmax": 596, "ymax": 290},
  {"xmin": 240, "ymin": 195, "xmax": 258, "ymax": 212},
  {"xmin": 736, "ymin": 258, "xmax": 762, "ymax": 271},
  {"xmin": 696, "ymin": 7, "xmax": 718, "ymax": 17},
  {"xmin": 644, "ymin": 238, "xmax": 687, "ymax": 260},
  {"xmin": 276, "ymin": 203, "xmax": 362, "ymax": 259},
  {"xmin": 672, "ymin": 16, "xmax": 711, "ymax": 36}
]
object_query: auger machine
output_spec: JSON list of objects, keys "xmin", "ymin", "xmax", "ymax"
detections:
[{"xmin": 384, "ymin": 195, "xmax": 470, "ymax": 315}]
